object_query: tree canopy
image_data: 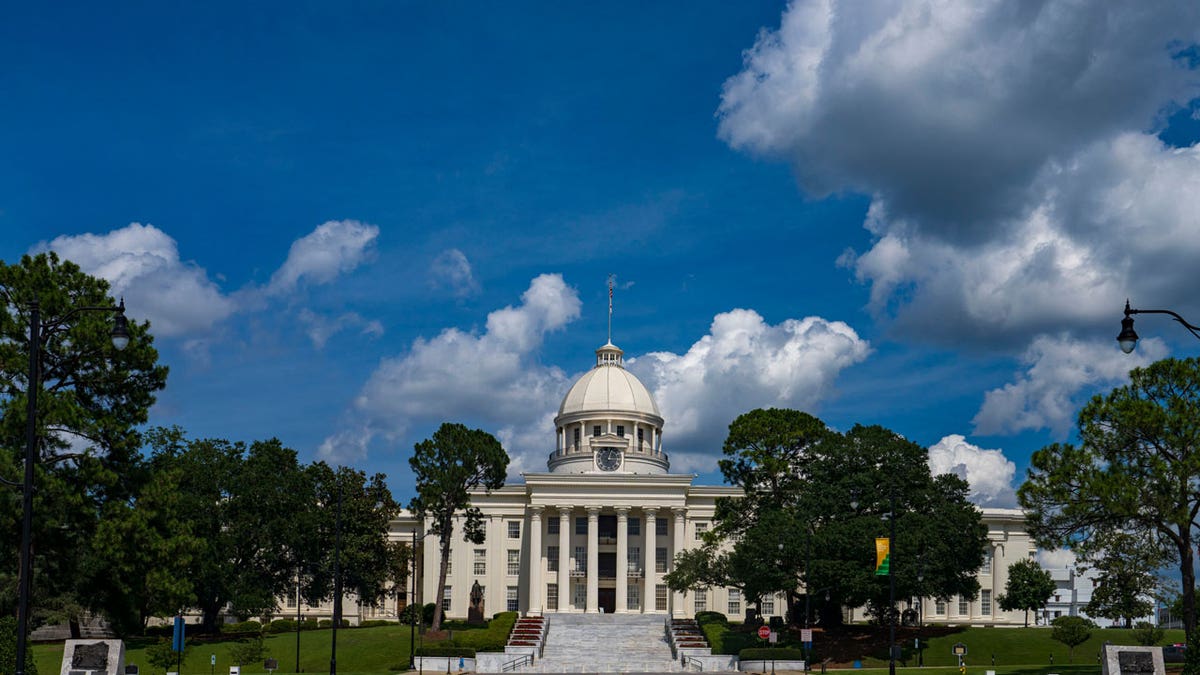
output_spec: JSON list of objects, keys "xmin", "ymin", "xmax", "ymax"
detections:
[
  {"xmin": 997, "ymin": 558, "xmax": 1056, "ymax": 627},
  {"xmin": 668, "ymin": 409, "xmax": 988, "ymax": 626},
  {"xmin": 409, "ymin": 422, "xmax": 508, "ymax": 632},
  {"xmin": 1019, "ymin": 357, "xmax": 1200, "ymax": 634}
]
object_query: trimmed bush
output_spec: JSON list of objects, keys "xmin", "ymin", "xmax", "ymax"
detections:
[
  {"xmin": 359, "ymin": 620, "xmax": 395, "ymax": 628},
  {"xmin": 220, "ymin": 621, "xmax": 263, "ymax": 636},
  {"xmin": 423, "ymin": 603, "xmax": 437, "ymax": 625},
  {"xmin": 740, "ymin": 647, "xmax": 807, "ymax": 661},
  {"xmin": 696, "ymin": 611, "xmax": 728, "ymax": 626},
  {"xmin": 1, "ymin": 616, "xmax": 37, "ymax": 675},
  {"xmin": 416, "ymin": 645, "xmax": 476, "ymax": 657},
  {"xmin": 450, "ymin": 612, "xmax": 516, "ymax": 652},
  {"xmin": 266, "ymin": 619, "xmax": 296, "ymax": 634}
]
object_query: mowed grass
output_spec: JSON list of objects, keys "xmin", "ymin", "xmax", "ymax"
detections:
[
  {"xmin": 32, "ymin": 623, "xmax": 1189, "ymax": 674},
  {"xmin": 33, "ymin": 624, "xmax": 417, "ymax": 675}
]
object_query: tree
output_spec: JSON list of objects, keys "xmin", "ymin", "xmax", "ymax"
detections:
[
  {"xmin": 304, "ymin": 463, "xmax": 406, "ymax": 612},
  {"xmin": 0, "ymin": 253, "xmax": 168, "ymax": 626},
  {"xmin": 1079, "ymin": 531, "xmax": 1160, "ymax": 627},
  {"xmin": 1050, "ymin": 615, "xmax": 1094, "ymax": 663},
  {"xmin": 0, "ymin": 616, "xmax": 37, "ymax": 675},
  {"xmin": 997, "ymin": 558, "xmax": 1056, "ymax": 627},
  {"xmin": 669, "ymin": 410, "xmax": 987, "ymax": 628},
  {"xmin": 227, "ymin": 636, "xmax": 268, "ymax": 667},
  {"xmin": 409, "ymin": 423, "xmax": 508, "ymax": 632},
  {"xmin": 1019, "ymin": 357, "xmax": 1200, "ymax": 634},
  {"xmin": 1133, "ymin": 621, "xmax": 1165, "ymax": 646},
  {"xmin": 145, "ymin": 638, "xmax": 188, "ymax": 675}
]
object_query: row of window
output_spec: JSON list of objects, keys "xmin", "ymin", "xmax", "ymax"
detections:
[
  {"xmin": 931, "ymin": 590, "xmax": 993, "ymax": 616},
  {"xmin": 441, "ymin": 586, "xmax": 520, "ymax": 613},
  {"xmin": 501, "ymin": 517, "xmax": 711, "ymax": 539},
  {"xmin": 571, "ymin": 425, "xmax": 646, "ymax": 442},
  {"xmin": 439, "ymin": 583, "xmax": 781, "ymax": 615}
]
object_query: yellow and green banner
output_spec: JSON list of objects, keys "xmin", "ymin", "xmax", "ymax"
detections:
[{"xmin": 875, "ymin": 537, "xmax": 890, "ymax": 575}]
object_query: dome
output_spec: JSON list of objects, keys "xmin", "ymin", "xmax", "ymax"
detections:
[{"xmin": 557, "ymin": 343, "xmax": 660, "ymax": 418}]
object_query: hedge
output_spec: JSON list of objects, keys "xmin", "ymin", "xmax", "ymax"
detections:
[
  {"xmin": 415, "ymin": 646, "xmax": 476, "ymax": 657},
  {"xmin": 448, "ymin": 612, "xmax": 517, "ymax": 652},
  {"xmin": 267, "ymin": 619, "xmax": 296, "ymax": 634},
  {"xmin": 695, "ymin": 611, "xmax": 728, "ymax": 626},
  {"xmin": 359, "ymin": 620, "xmax": 396, "ymax": 628},
  {"xmin": 220, "ymin": 621, "xmax": 263, "ymax": 636},
  {"xmin": 740, "ymin": 648, "xmax": 807, "ymax": 661}
]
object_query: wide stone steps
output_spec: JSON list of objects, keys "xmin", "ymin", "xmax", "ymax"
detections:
[{"xmin": 516, "ymin": 613, "xmax": 688, "ymax": 673}]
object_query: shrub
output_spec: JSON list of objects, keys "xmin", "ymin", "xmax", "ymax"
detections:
[
  {"xmin": 450, "ymin": 612, "xmax": 516, "ymax": 652},
  {"xmin": 423, "ymin": 603, "xmax": 437, "ymax": 625},
  {"xmin": 220, "ymin": 621, "xmax": 263, "ymax": 636},
  {"xmin": 399, "ymin": 604, "xmax": 421, "ymax": 626},
  {"xmin": 359, "ymin": 620, "xmax": 394, "ymax": 628},
  {"xmin": 0, "ymin": 616, "xmax": 37, "ymax": 675},
  {"xmin": 1183, "ymin": 627, "xmax": 1200, "ymax": 675},
  {"xmin": 415, "ymin": 645, "xmax": 476, "ymax": 657},
  {"xmin": 696, "ymin": 611, "xmax": 728, "ymax": 626},
  {"xmin": 318, "ymin": 620, "xmax": 332, "ymax": 629},
  {"xmin": 303, "ymin": 618, "xmax": 319, "ymax": 631},
  {"xmin": 1134, "ymin": 621, "xmax": 1165, "ymax": 646},
  {"xmin": 740, "ymin": 647, "xmax": 807, "ymax": 661},
  {"xmin": 228, "ymin": 637, "xmax": 268, "ymax": 667},
  {"xmin": 267, "ymin": 619, "xmax": 296, "ymax": 634},
  {"xmin": 145, "ymin": 638, "xmax": 189, "ymax": 674}
]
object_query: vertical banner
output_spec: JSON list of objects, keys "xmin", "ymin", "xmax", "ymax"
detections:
[
  {"xmin": 874, "ymin": 537, "xmax": 891, "ymax": 576},
  {"xmin": 172, "ymin": 615, "xmax": 185, "ymax": 652}
]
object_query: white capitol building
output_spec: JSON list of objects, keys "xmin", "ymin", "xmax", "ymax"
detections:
[{"xmin": 388, "ymin": 339, "xmax": 1038, "ymax": 626}]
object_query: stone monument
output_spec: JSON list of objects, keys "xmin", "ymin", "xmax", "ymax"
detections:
[
  {"xmin": 1101, "ymin": 645, "xmax": 1165, "ymax": 675},
  {"xmin": 467, "ymin": 579, "xmax": 485, "ymax": 625},
  {"xmin": 60, "ymin": 639, "xmax": 125, "ymax": 675}
]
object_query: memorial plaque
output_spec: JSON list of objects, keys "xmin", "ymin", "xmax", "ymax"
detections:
[
  {"xmin": 73, "ymin": 643, "xmax": 110, "ymax": 670},
  {"xmin": 60, "ymin": 639, "xmax": 125, "ymax": 675},
  {"xmin": 1102, "ymin": 645, "xmax": 1165, "ymax": 675}
]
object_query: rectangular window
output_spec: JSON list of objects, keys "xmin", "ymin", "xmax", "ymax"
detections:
[
  {"xmin": 507, "ymin": 586, "xmax": 519, "ymax": 612},
  {"xmin": 574, "ymin": 428, "xmax": 581, "ymax": 447},
  {"xmin": 592, "ymin": 425, "xmax": 601, "ymax": 437},
  {"xmin": 508, "ymin": 521, "xmax": 521, "ymax": 539},
  {"xmin": 574, "ymin": 583, "xmax": 587, "ymax": 608},
  {"xmin": 548, "ymin": 546, "xmax": 559, "ymax": 572},
  {"xmin": 695, "ymin": 588, "xmax": 707, "ymax": 613},
  {"xmin": 981, "ymin": 550, "xmax": 993, "ymax": 575},
  {"xmin": 695, "ymin": 522, "xmax": 708, "ymax": 538},
  {"xmin": 286, "ymin": 594, "xmax": 297, "ymax": 608},
  {"xmin": 628, "ymin": 584, "xmax": 640, "ymax": 611},
  {"xmin": 761, "ymin": 594, "xmax": 775, "ymax": 616},
  {"xmin": 656, "ymin": 547, "xmax": 668, "ymax": 573},
  {"xmin": 547, "ymin": 584, "xmax": 558, "ymax": 611},
  {"xmin": 548, "ymin": 517, "xmax": 560, "ymax": 535},
  {"xmin": 981, "ymin": 590, "xmax": 992, "ymax": 616},
  {"xmin": 629, "ymin": 517, "xmax": 640, "ymax": 536},
  {"xmin": 507, "ymin": 549, "xmax": 520, "ymax": 576},
  {"xmin": 442, "ymin": 586, "xmax": 452, "ymax": 613},
  {"xmin": 474, "ymin": 548, "xmax": 487, "ymax": 576},
  {"xmin": 576, "ymin": 517, "xmax": 587, "ymax": 535},
  {"xmin": 575, "ymin": 546, "xmax": 587, "ymax": 572},
  {"xmin": 656, "ymin": 518, "xmax": 668, "ymax": 536},
  {"xmin": 656, "ymin": 584, "xmax": 669, "ymax": 611},
  {"xmin": 628, "ymin": 546, "xmax": 641, "ymax": 571},
  {"xmin": 935, "ymin": 599, "xmax": 946, "ymax": 615},
  {"xmin": 958, "ymin": 596, "xmax": 969, "ymax": 616},
  {"xmin": 445, "ymin": 558, "xmax": 452, "ymax": 575},
  {"xmin": 728, "ymin": 589, "xmax": 742, "ymax": 616},
  {"xmin": 638, "ymin": 428, "xmax": 644, "ymax": 447},
  {"xmin": 617, "ymin": 425, "xmax": 625, "ymax": 437}
]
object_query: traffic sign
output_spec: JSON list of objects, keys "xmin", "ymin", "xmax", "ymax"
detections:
[{"xmin": 758, "ymin": 625, "xmax": 771, "ymax": 639}]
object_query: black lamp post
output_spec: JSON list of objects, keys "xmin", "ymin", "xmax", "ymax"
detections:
[
  {"xmin": 887, "ymin": 490, "xmax": 897, "ymax": 675},
  {"xmin": 12, "ymin": 298, "xmax": 129, "ymax": 675},
  {"xmin": 1118, "ymin": 300, "xmax": 1200, "ymax": 353}
]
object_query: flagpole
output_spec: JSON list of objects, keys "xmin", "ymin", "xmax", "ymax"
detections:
[{"xmin": 607, "ymin": 275, "xmax": 614, "ymax": 344}]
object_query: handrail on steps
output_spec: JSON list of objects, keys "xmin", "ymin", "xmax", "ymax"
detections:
[
  {"xmin": 683, "ymin": 655, "xmax": 704, "ymax": 671},
  {"xmin": 501, "ymin": 653, "xmax": 533, "ymax": 673}
]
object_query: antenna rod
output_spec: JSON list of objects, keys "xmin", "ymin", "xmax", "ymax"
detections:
[{"xmin": 607, "ymin": 274, "xmax": 614, "ymax": 344}]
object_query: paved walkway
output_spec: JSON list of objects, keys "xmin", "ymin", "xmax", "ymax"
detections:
[{"xmin": 519, "ymin": 613, "xmax": 686, "ymax": 673}]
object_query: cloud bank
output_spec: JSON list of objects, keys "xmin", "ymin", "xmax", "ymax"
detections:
[{"xmin": 927, "ymin": 434, "xmax": 1017, "ymax": 508}]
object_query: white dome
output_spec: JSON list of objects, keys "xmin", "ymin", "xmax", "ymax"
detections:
[{"xmin": 557, "ymin": 343, "xmax": 660, "ymax": 418}]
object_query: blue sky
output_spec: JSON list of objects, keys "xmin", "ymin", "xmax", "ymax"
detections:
[{"xmin": 3, "ymin": 2, "xmax": 1199, "ymax": 509}]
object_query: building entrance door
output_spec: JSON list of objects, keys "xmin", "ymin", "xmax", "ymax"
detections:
[{"xmin": 599, "ymin": 588, "xmax": 616, "ymax": 614}]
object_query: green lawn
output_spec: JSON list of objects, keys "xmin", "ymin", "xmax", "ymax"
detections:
[{"xmin": 31, "ymin": 623, "xmax": 1188, "ymax": 674}]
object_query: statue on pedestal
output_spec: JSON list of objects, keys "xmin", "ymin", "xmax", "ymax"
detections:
[{"xmin": 468, "ymin": 580, "xmax": 486, "ymax": 625}]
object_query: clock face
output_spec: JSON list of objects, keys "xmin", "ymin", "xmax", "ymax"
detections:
[{"xmin": 596, "ymin": 447, "xmax": 621, "ymax": 471}]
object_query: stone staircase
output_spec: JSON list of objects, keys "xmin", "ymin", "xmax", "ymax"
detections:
[{"xmin": 515, "ymin": 613, "xmax": 687, "ymax": 673}]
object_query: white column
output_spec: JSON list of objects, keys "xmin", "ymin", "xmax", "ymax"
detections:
[
  {"xmin": 529, "ymin": 507, "xmax": 542, "ymax": 615},
  {"xmin": 616, "ymin": 507, "xmax": 629, "ymax": 613},
  {"xmin": 558, "ymin": 508, "xmax": 571, "ymax": 611},
  {"xmin": 644, "ymin": 510, "xmax": 657, "ymax": 614},
  {"xmin": 587, "ymin": 508, "xmax": 599, "ymax": 613},
  {"xmin": 672, "ymin": 508, "xmax": 686, "ymax": 617}
]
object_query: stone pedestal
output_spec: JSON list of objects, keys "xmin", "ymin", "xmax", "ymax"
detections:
[
  {"xmin": 1101, "ymin": 645, "xmax": 1165, "ymax": 675},
  {"xmin": 60, "ymin": 639, "xmax": 125, "ymax": 675}
]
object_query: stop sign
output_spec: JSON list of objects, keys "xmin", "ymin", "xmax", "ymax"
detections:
[{"xmin": 758, "ymin": 625, "xmax": 771, "ymax": 639}]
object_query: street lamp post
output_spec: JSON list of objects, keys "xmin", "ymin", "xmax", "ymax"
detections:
[
  {"xmin": 887, "ymin": 489, "xmax": 897, "ymax": 675},
  {"xmin": 12, "ymin": 298, "xmax": 129, "ymax": 675},
  {"xmin": 1118, "ymin": 300, "xmax": 1200, "ymax": 353}
]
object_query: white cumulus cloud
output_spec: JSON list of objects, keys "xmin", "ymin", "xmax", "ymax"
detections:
[
  {"xmin": 629, "ymin": 309, "xmax": 871, "ymax": 472},
  {"xmin": 927, "ymin": 434, "xmax": 1017, "ymax": 508},
  {"xmin": 973, "ymin": 334, "xmax": 1168, "ymax": 437},
  {"xmin": 268, "ymin": 219, "xmax": 379, "ymax": 294},
  {"xmin": 319, "ymin": 273, "xmax": 582, "ymax": 468},
  {"xmin": 42, "ymin": 223, "xmax": 237, "ymax": 337}
]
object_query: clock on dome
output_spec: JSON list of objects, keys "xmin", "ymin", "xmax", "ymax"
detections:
[{"xmin": 596, "ymin": 447, "xmax": 621, "ymax": 471}]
